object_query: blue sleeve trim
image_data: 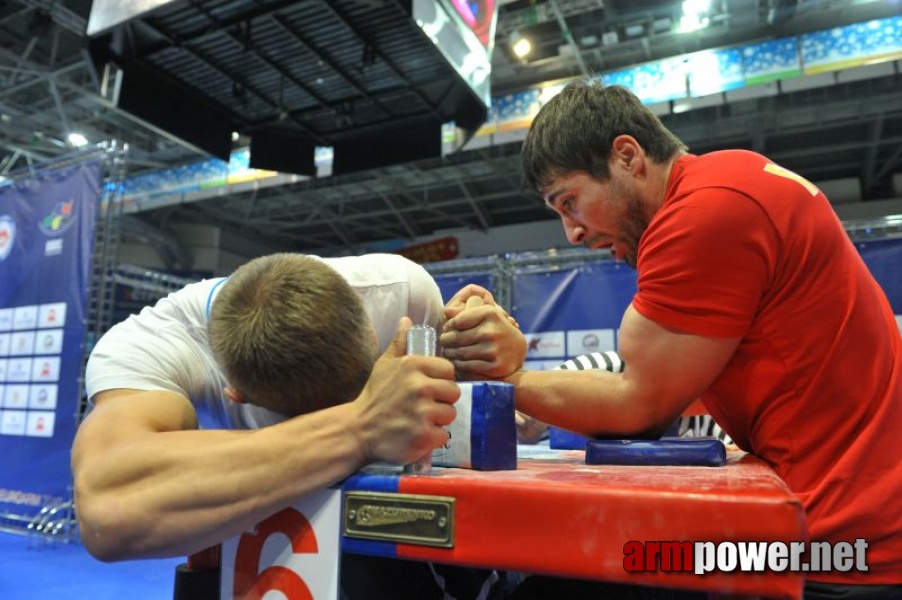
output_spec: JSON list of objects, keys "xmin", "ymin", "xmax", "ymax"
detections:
[{"xmin": 205, "ymin": 277, "xmax": 229, "ymax": 319}]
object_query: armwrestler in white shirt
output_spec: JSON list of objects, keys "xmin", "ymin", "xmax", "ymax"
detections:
[{"xmin": 72, "ymin": 253, "xmax": 525, "ymax": 563}]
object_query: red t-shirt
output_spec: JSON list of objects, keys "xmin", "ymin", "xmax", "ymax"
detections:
[{"xmin": 633, "ymin": 150, "xmax": 902, "ymax": 583}]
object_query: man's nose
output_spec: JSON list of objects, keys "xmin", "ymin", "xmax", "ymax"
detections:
[{"xmin": 563, "ymin": 217, "xmax": 585, "ymax": 245}]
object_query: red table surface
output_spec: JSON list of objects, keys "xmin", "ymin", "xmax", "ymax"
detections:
[{"xmin": 383, "ymin": 449, "xmax": 806, "ymax": 599}]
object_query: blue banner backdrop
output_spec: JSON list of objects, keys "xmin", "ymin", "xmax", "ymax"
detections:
[
  {"xmin": 511, "ymin": 259, "xmax": 637, "ymax": 371},
  {"xmin": 0, "ymin": 161, "xmax": 100, "ymax": 519},
  {"xmin": 856, "ymin": 238, "xmax": 902, "ymax": 315}
]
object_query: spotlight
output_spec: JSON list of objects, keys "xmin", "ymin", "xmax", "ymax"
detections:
[
  {"xmin": 67, "ymin": 132, "xmax": 88, "ymax": 147},
  {"xmin": 509, "ymin": 30, "xmax": 532, "ymax": 59},
  {"xmin": 679, "ymin": 0, "xmax": 711, "ymax": 33},
  {"xmin": 682, "ymin": 0, "xmax": 711, "ymax": 14}
]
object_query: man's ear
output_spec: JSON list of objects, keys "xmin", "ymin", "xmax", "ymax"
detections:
[
  {"xmin": 611, "ymin": 134, "xmax": 642, "ymax": 172},
  {"xmin": 224, "ymin": 386, "xmax": 247, "ymax": 404}
]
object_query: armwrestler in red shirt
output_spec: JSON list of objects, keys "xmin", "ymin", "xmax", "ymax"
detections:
[{"xmin": 442, "ymin": 82, "xmax": 902, "ymax": 599}]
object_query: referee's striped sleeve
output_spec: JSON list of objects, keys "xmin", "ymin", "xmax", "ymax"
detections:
[{"xmin": 554, "ymin": 351, "xmax": 624, "ymax": 373}]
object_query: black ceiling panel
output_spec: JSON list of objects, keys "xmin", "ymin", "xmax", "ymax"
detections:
[{"xmin": 87, "ymin": 0, "xmax": 488, "ymax": 156}]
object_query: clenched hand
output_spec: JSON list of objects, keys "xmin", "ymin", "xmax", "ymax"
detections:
[
  {"xmin": 440, "ymin": 284, "xmax": 527, "ymax": 380},
  {"xmin": 350, "ymin": 317, "xmax": 460, "ymax": 465}
]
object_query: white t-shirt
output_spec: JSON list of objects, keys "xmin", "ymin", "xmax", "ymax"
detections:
[{"xmin": 85, "ymin": 254, "xmax": 444, "ymax": 429}]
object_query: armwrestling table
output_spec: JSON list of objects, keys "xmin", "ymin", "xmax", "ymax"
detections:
[{"xmin": 178, "ymin": 448, "xmax": 806, "ymax": 600}]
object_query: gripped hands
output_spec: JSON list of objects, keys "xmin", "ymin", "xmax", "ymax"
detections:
[
  {"xmin": 350, "ymin": 317, "xmax": 459, "ymax": 466},
  {"xmin": 440, "ymin": 285, "xmax": 527, "ymax": 380}
]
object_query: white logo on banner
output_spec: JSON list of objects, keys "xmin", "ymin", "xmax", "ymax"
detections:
[
  {"xmin": 44, "ymin": 238, "xmax": 63, "ymax": 256},
  {"xmin": 566, "ymin": 328, "xmax": 616, "ymax": 356},
  {"xmin": 524, "ymin": 330, "xmax": 566, "ymax": 358},
  {"xmin": 0, "ymin": 410, "xmax": 26, "ymax": 436},
  {"xmin": 0, "ymin": 216, "xmax": 15, "ymax": 262},
  {"xmin": 9, "ymin": 331, "xmax": 35, "ymax": 356},
  {"xmin": 6, "ymin": 358, "xmax": 31, "ymax": 382},
  {"xmin": 26, "ymin": 411, "xmax": 55, "ymax": 437},
  {"xmin": 3, "ymin": 385, "xmax": 29, "ymax": 409},
  {"xmin": 12, "ymin": 306, "xmax": 37, "ymax": 330},
  {"xmin": 31, "ymin": 357, "xmax": 60, "ymax": 382},
  {"xmin": 29, "ymin": 385, "xmax": 58, "ymax": 410},
  {"xmin": 36, "ymin": 330, "xmax": 64, "ymax": 354},
  {"xmin": 38, "ymin": 303, "xmax": 67, "ymax": 328},
  {"xmin": 220, "ymin": 488, "xmax": 341, "ymax": 600}
]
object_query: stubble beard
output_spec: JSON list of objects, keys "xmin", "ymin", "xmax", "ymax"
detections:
[{"xmin": 619, "ymin": 186, "xmax": 650, "ymax": 269}]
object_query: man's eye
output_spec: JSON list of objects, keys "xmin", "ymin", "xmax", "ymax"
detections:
[{"xmin": 561, "ymin": 198, "xmax": 574, "ymax": 212}]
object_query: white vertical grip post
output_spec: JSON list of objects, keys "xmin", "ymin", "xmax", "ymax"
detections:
[{"xmin": 403, "ymin": 325, "xmax": 436, "ymax": 475}]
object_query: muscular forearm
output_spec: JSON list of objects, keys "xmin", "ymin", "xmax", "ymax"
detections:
[
  {"xmin": 506, "ymin": 369, "xmax": 673, "ymax": 438},
  {"xmin": 73, "ymin": 402, "xmax": 366, "ymax": 561},
  {"xmin": 75, "ymin": 322, "xmax": 460, "ymax": 562}
]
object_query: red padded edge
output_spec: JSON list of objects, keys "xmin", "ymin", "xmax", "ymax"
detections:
[{"xmin": 394, "ymin": 452, "xmax": 804, "ymax": 599}]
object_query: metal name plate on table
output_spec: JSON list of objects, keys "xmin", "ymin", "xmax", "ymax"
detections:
[{"xmin": 343, "ymin": 491, "xmax": 455, "ymax": 548}]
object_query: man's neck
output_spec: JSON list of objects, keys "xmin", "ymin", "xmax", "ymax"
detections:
[{"xmin": 647, "ymin": 152, "xmax": 685, "ymax": 214}]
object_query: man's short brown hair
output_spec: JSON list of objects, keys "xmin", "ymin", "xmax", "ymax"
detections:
[
  {"xmin": 522, "ymin": 81, "xmax": 687, "ymax": 194},
  {"xmin": 209, "ymin": 253, "xmax": 377, "ymax": 416}
]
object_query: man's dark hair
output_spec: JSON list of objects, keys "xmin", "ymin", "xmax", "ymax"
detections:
[{"xmin": 522, "ymin": 81, "xmax": 687, "ymax": 193}]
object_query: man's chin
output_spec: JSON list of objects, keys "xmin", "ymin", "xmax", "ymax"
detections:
[{"xmin": 607, "ymin": 249, "xmax": 637, "ymax": 269}]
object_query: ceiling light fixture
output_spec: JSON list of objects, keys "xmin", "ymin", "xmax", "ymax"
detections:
[
  {"xmin": 67, "ymin": 132, "xmax": 88, "ymax": 147},
  {"xmin": 509, "ymin": 30, "xmax": 532, "ymax": 59},
  {"xmin": 682, "ymin": 0, "xmax": 711, "ymax": 14},
  {"xmin": 679, "ymin": 0, "xmax": 711, "ymax": 33},
  {"xmin": 679, "ymin": 13, "xmax": 710, "ymax": 32}
]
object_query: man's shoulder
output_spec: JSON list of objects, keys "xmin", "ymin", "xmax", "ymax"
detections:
[
  {"xmin": 666, "ymin": 151, "xmax": 791, "ymax": 220},
  {"xmin": 324, "ymin": 253, "xmax": 418, "ymax": 269},
  {"xmin": 680, "ymin": 150, "xmax": 769, "ymax": 183},
  {"xmin": 153, "ymin": 277, "xmax": 227, "ymax": 315},
  {"xmin": 102, "ymin": 277, "xmax": 226, "ymax": 340},
  {"xmin": 324, "ymin": 254, "xmax": 425, "ymax": 285}
]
